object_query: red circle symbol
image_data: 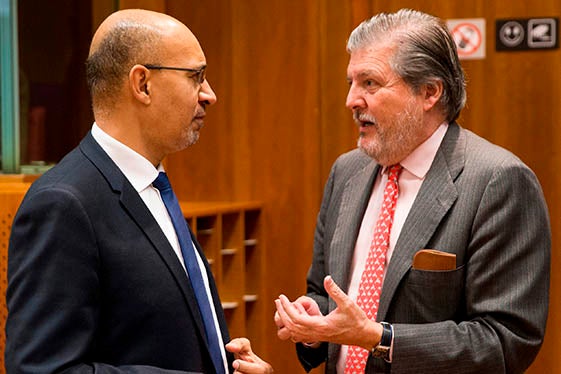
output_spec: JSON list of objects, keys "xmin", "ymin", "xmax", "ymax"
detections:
[{"xmin": 452, "ymin": 23, "xmax": 482, "ymax": 56}]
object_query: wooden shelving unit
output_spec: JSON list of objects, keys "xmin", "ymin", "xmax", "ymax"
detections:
[{"xmin": 179, "ymin": 201, "xmax": 265, "ymax": 351}]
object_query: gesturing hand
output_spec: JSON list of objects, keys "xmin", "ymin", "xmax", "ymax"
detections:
[
  {"xmin": 274, "ymin": 275, "xmax": 382, "ymax": 349},
  {"xmin": 225, "ymin": 338, "xmax": 273, "ymax": 373},
  {"xmin": 274, "ymin": 295, "xmax": 321, "ymax": 341}
]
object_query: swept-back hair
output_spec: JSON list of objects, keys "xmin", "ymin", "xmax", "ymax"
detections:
[{"xmin": 347, "ymin": 9, "xmax": 466, "ymax": 122}]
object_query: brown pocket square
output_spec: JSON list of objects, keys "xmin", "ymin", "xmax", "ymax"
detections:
[{"xmin": 412, "ymin": 249, "xmax": 456, "ymax": 271}]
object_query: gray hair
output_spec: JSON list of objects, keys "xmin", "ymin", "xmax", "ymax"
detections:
[
  {"xmin": 85, "ymin": 21, "xmax": 162, "ymax": 110},
  {"xmin": 347, "ymin": 9, "xmax": 466, "ymax": 122}
]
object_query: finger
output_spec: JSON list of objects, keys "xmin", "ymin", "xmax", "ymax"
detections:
[
  {"xmin": 233, "ymin": 357, "xmax": 273, "ymax": 373},
  {"xmin": 273, "ymin": 310, "xmax": 284, "ymax": 328},
  {"xmin": 276, "ymin": 298, "xmax": 305, "ymax": 340},
  {"xmin": 278, "ymin": 295, "xmax": 303, "ymax": 320},
  {"xmin": 226, "ymin": 337, "xmax": 251, "ymax": 355},
  {"xmin": 274, "ymin": 298, "xmax": 292, "ymax": 325},
  {"xmin": 296, "ymin": 296, "xmax": 321, "ymax": 315},
  {"xmin": 293, "ymin": 302, "xmax": 308, "ymax": 314},
  {"xmin": 295, "ymin": 295, "xmax": 311, "ymax": 304},
  {"xmin": 295, "ymin": 296, "xmax": 314, "ymax": 310},
  {"xmin": 278, "ymin": 294, "xmax": 294, "ymax": 308},
  {"xmin": 323, "ymin": 275, "xmax": 349, "ymax": 307},
  {"xmin": 225, "ymin": 338, "xmax": 242, "ymax": 353},
  {"xmin": 277, "ymin": 326, "xmax": 292, "ymax": 340}
]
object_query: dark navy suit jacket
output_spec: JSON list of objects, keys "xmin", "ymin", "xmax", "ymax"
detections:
[{"xmin": 6, "ymin": 132, "xmax": 233, "ymax": 373}]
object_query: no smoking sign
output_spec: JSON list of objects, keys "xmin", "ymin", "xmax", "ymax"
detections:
[{"xmin": 447, "ymin": 18, "xmax": 486, "ymax": 60}]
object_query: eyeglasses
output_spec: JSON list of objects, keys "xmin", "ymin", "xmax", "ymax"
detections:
[{"xmin": 142, "ymin": 64, "xmax": 206, "ymax": 85}]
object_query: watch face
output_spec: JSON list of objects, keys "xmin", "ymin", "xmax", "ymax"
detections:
[{"xmin": 372, "ymin": 346, "xmax": 390, "ymax": 359}]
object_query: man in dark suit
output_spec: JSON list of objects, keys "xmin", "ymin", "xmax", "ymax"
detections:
[
  {"xmin": 5, "ymin": 9, "xmax": 272, "ymax": 374},
  {"xmin": 274, "ymin": 9, "xmax": 550, "ymax": 374}
]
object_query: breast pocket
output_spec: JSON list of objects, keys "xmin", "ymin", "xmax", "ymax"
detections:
[{"xmin": 390, "ymin": 265, "xmax": 466, "ymax": 323}]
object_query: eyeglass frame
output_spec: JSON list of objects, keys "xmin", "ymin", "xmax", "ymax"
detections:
[{"xmin": 142, "ymin": 64, "xmax": 207, "ymax": 85}]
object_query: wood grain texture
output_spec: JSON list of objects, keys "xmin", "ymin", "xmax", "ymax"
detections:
[
  {"xmin": 163, "ymin": 1, "xmax": 322, "ymax": 372},
  {"xmin": 0, "ymin": 184, "xmax": 31, "ymax": 374}
]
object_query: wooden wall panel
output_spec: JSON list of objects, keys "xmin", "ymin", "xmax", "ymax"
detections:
[
  {"xmin": 318, "ymin": 0, "xmax": 356, "ymax": 184},
  {"xmin": 165, "ymin": 1, "xmax": 322, "ymax": 372},
  {"xmin": 164, "ymin": 0, "xmax": 237, "ymax": 202},
  {"xmin": 224, "ymin": 2, "xmax": 322, "ymax": 371},
  {"xmin": 0, "ymin": 183, "xmax": 31, "ymax": 374},
  {"xmin": 92, "ymin": 0, "xmax": 117, "ymax": 30},
  {"xmin": 118, "ymin": 0, "xmax": 165, "ymax": 12}
]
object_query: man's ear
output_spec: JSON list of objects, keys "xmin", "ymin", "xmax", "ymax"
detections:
[
  {"xmin": 129, "ymin": 65, "xmax": 151, "ymax": 105},
  {"xmin": 422, "ymin": 79, "xmax": 443, "ymax": 112}
]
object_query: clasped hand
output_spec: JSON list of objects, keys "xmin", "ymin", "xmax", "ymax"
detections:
[{"xmin": 274, "ymin": 275, "xmax": 382, "ymax": 349}]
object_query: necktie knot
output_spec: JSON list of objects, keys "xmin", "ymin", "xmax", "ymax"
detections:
[
  {"xmin": 153, "ymin": 172, "xmax": 172, "ymax": 193},
  {"xmin": 387, "ymin": 164, "xmax": 402, "ymax": 184}
]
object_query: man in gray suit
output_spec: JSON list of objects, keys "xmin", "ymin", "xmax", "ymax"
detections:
[{"xmin": 274, "ymin": 9, "xmax": 550, "ymax": 374}]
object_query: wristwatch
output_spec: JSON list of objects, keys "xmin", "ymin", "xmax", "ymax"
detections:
[{"xmin": 371, "ymin": 322, "xmax": 392, "ymax": 360}]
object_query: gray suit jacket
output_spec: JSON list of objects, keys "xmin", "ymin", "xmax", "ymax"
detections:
[{"xmin": 298, "ymin": 123, "xmax": 551, "ymax": 373}]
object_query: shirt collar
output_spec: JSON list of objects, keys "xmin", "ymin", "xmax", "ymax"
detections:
[
  {"xmin": 399, "ymin": 122, "xmax": 448, "ymax": 179},
  {"xmin": 91, "ymin": 123, "xmax": 164, "ymax": 192}
]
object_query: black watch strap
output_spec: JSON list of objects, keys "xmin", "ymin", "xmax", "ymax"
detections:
[
  {"xmin": 379, "ymin": 322, "xmax": 392, "ymax": 346},
  {"xmin": 371, "ymin": 322, "xmax": 392, "ymax": 360}
]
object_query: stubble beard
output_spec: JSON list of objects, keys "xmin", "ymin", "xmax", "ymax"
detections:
[
  {"xmin": 180, "ymin": 115, "xmax": 203, "ymax": 150},
  {"xmin": 184, "ymin": 107, "xmax": 205, "ymax": 148},
  {"xmin": 186, "ymin": 127, "xmax": 200, "ymax": 147},
  {"xmin": 356, "ymin": 99, "xmax": 422, "ymax": 166}
]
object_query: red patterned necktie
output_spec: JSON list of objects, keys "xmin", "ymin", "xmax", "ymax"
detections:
[{"xmin": 345, "ymin": 164, "xmax": 402, "ymax": 373}]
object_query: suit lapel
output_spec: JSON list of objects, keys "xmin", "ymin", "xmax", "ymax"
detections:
[
  {"xmin": 330, "ymin": 162, "xmax": 381, "ymax": 292},
  {"xmin": 377, "ymin": 123, "xmax": 465, "ymax": 320},
  {"xmin": 79, "ymin": 132, "xmax": 209, "ymax": 342}
]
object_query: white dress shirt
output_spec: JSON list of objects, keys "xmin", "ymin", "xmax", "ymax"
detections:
[
  {"xmin": 337, "ymin": 123, "xmax": 448, "ymax": 373},
  {"xmin": 91, "ymin": 123, "xmax": 229, "ymax": 372}
]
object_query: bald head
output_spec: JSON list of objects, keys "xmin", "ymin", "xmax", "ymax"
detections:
[
  {"xmin": 88, "ymin": 9, "xmax": 195, "ymax": 55},
  {"xmin": 85, "ymin": 9, "xmax": 199, "ymax": 115}
]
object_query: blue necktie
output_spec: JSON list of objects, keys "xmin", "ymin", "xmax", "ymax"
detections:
[{"xmin": 152, "ymin": 172, "xmax": 225, "ymax": 374}]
